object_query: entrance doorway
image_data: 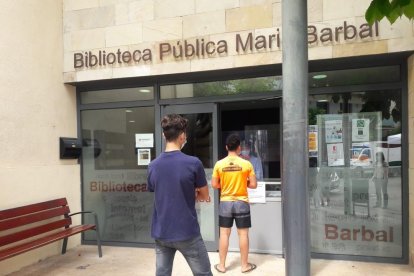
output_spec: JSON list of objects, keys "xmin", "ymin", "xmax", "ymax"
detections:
[
  {"xmin": 219, "ymin": 99, "xmax": 283, "ymax": 254},
  {"xmin": 161, "ymin": 99, "xmax": 283, "ymax": 254},
  {"xmin": 220, "ymin": 99, "xmax": 281, "ymax": 179}
]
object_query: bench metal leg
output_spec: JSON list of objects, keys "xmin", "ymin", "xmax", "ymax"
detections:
[
  {"xmin": 93, "ymin": 213, "xmax": 103, "ymax": 257},
  {"xmin": 62, "ymin": 237, "xmax": 68, "ymax": 255}
]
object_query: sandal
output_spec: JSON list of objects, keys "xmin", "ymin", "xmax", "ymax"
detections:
[
  {"xmin": 214, "ymin": 264, "xmax": 226, "ymax": 273},
  {"xmin": 242, "ymin": 263, "xmax": 257, "ymax": 273}
]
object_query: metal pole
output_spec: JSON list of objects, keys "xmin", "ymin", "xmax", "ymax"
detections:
[{"xmin": 282, "ymin": 0, "xmax": 310, "ymax": 275}]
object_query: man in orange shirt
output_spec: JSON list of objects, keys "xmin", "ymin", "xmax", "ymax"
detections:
[{"xmin": 211, "ymin": 134, "xmax": 257, "ymax": 273}]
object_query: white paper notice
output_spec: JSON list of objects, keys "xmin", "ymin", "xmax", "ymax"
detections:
[
  {"xmin": 248, "ymin": 181, "xmax": 266, "ymax": 203},
  {"xmin": 135, "ymin": 133, "xmax": 154, "ymax": 148},
  {"xmin": 352, "ymin": 118, "xmax": 370, "ymax": 142},
  {"xmin": 327, "ymin": 143, "xmax": 345, "ymax": 166},
  {"xmin": 137, "ymin": 149, "xmax": 151, "ymax": 165}
]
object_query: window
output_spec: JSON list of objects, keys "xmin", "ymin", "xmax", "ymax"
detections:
[
  {"xmin": 308, "ymin": 89, "xmax": 403, "ymax": 258},
  {"xmin": 309, "ymin": 66, "xmax": 400, "ymax": 88},
  {"xmin": 81, "ymin": 106, "xmax": 155, "ymax": 243},
  {"xmin": 160, "ymin": 76, "xmax": 282, "ymax": 99},
  {"xmin": 80, "ymin": 87, "xmax": 154, "ymax": 104}
]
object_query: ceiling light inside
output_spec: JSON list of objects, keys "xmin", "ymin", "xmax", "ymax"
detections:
[
  {"xmin": 312, "ymin": 74, "xmax": 327, "ymax": 80},
  {"xmin": 139, "ymin": 89, "xmax": 151, "ymax": 93}
]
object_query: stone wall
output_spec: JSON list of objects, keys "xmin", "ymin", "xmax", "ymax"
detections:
[
  {"xmin": 63, "ymin": 0, "xmax": 414, "ymax": 83},
  {"xmin": 0, "ymin": 1, "xmax": 79, "ymax": 274}
]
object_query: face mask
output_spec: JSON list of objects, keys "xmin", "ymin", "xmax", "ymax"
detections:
[
  {"xmin": 181, "ymin": 140, "xmax": 187, "ymax": 149},
  {"xmin": 240, "ymin": 150, "xmax": 249, "ymax": 156}
]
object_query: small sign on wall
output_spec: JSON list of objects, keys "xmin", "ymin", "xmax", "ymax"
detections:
[
  {"xmin": 137, "ymin": 149, "xmax": 151, "ymax": 165},
  {"xmin": 248, "ymin": 181, "xmax": 266, "ymax": 203},
  {"xmin": 135, "ymin": 133, "xmax": 154, "ymax": 148},
  {"xmin": 352, "ymin": 119, "xmax": 370, "ymax": 142}
]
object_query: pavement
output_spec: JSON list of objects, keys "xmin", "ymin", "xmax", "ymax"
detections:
[{"xmin": 4, "ymin": 245, "xmax": 414, "ymax": 276}]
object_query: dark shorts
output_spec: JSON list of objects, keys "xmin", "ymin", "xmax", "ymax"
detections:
[{"xmin": 219, "ymin": 201, "xmax": 251, "ymax": 229}]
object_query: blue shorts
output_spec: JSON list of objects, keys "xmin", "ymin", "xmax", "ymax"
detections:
[{"xmin": 219, "ymin": 201, "xmax": 251, "ymax": 229}]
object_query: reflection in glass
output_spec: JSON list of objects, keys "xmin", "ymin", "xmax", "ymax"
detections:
[
  {"xmin": 82, "ymin": 107, "xmax": 155, "ymax": 170},
  {"xmin": 309, "ymin": 66, "xmax": 400, "ymax": 88},
  {"xmin": 174, "ymin": 112, "xmax": 215, "ymax": 242},
  {"xmin": 180, "ymin": 113, "xmax": 213, "ymax": 168},
  {"xmin": 308, "ymin": 90, "xmax": 402, "ymax": 258},
  {"xmin": 160, "ymin": 76, "xmax": 282, "ymax": 99},
  {"xmin": 81, "ymin": 107, "xmax": 155, "ymax": 244},
  {"xmin": 221, "ymin": 105, "xmax": 280, "ymax": 179},
  {"xmin": 81, "ymin": 87, "xmax": 154, "ymax": 104}
]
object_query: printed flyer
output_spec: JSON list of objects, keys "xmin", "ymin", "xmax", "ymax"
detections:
[
  {"xmin": 327, "ymin": 143, "xmax": 345, "ymax": 166},
  {"xmin": 352, "ymin": 118, "xmax": 370, "ymax": 142},
  {"xmin": 308, "ymin": 125, "xmax": 318, "ymax": 157},
  {"xmin": 325, "ymin": 120, "xmax": 343, "ymax": 143}
]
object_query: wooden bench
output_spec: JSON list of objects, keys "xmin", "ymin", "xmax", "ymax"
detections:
[{"xmin": 0, "ymin": 198, "xmax": 102, "ymax": 261}]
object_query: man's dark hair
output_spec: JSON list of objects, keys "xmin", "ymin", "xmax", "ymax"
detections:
[
  {"xmin": 161, "ymin": 114, "xmax": 188, "ymax": 142},
  {"xmin": 226, "ymin": 134, "xmax": 241, "ymax": 151}
]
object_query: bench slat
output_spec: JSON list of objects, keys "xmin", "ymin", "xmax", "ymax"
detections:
[
  {"xmin": 0, "ymin": 206, "xmax": 70, "ymax": 231},
  {"xmin": 0, "ymin": 224, "xmax": 96, "ymax": 261},
  {"xmin": 0, "ymin": 218, "xmax": 71, "ymax": 247},
  {"xmin": 0, "ymin": 198, "xmax": 68, "ymax": 221}
]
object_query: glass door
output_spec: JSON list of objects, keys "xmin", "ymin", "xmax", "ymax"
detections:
[
  {"xmin": 81, "ymin": 106, "xmax": 155, "ymax": 244},
  {"xmin": 161, "ymin": 103, "xmax": 219, "ymax": 251}
]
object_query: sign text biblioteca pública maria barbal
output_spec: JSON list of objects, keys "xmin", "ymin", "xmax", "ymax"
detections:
[{"xmin": 73, "ymin": 21, "xmax": 379, "ymax": 69}]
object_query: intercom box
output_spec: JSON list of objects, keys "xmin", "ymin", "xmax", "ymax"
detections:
[{"xmin": 60, "ymin": 137, "xmax": 82, "ymax": 159}]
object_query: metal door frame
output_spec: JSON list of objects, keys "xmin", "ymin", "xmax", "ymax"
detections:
[{"xmin": 161, "ymin": 103, "xmax": 219, "ymax": 251}]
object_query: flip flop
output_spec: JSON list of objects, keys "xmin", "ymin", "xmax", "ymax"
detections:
[
  {"xmin": 214, "ymin": 264, "xmax": 226, "ymax": 273},
  {"xmin": 242, "ymin": 263, "xmax": 257, "ymax": 273}
]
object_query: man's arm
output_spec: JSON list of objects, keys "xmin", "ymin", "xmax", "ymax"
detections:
[
  {"xmin": 196, "ymin": 185, "xmax": 210, "ymax": 201},
  {"xmin": 247, "ymin": 175, "xmax": 257, "ymax": 189},
  {"xmin": 211, "ymin": 176, "xmax": 221, "ymax": 189},
  {"xmin": 147, "ymin": 170, "xmax": 154, "ymax": 192}
]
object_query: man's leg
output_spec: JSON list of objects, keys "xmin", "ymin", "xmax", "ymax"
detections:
[
  {"xmin": 177, "ymin": 235, "xmax": 212, "ymax": 276},
  {"xmin": 237, "ymin": 228, "xmax": 250, "ymax": 270},
  {"xmin": 155, "ymin": 240, "xmax": 176, "ymax": 276},
  {"xmin": 234, "ymin": 201, "xmax": 255, "ymax": 273},
  {"xmin": 218, "ymin": 227, "xmax": 231, "ymax": 272},
  {"xmin": 217, "ymin": 201, "xmax": 235, "ymax": 272}
]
